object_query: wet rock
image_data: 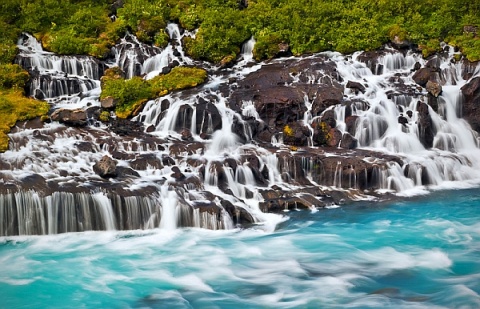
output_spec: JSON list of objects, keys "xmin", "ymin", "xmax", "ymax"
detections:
[
  {"xmin": 345, "ymin": 115, "xmax": 359, "ymax": 135},
  {"xmin": 340, "ymin": 133, "xmax": 358, "ymax": 149},
  {"xmin": 412, "ymin": 62, "xmax": 421, "ymax": 71},
  {"xmin": 346, "ymin": 80, "xmax": 366, "ymax": 94},
  {"xmin": 130, "ymin": 154, "xmax": 163, "ymax": 170},
  {"xmin": 93, "ymin": 155, "xmax": 118, "ymax": 178},
  {"xmin": 426, "ymin": 80, "xmax": 442, "ymax": 97},
  {"xmin": 311, "ymin": 85, "xmax": 344, "ymax": 116},
  {"xmin": 327, "ymin": 128, "xmax": 342, "ymax": 147},
  {"xmin": 116, "ymin": 166, "xmax": 140, "ymax": 178},
  {"xmin": 195, "ymin": 99, "xmax": 222, "ymax": 134},
  {"xmin": 283, "ymin": 122, "xmax": 311, "ymax": 147},
  {"xmin": 50, "ymin": 108, "xmax": 87, "ymax": 127},
  {"xmin": 412, "ymin": 67, "xmax": 439, "ymax": 87},
  {"xmin": 181, "ymin": 129, "xmax": 193, "ymax": 141},
  {"xmin": 171, "ymin": 166, "xmax": 186, "ymax": 181},
  {"xmin": 461, "ymin": 76, "xmax": 480, "ymax": 132},
  {"xmin": 416, "ymin": 102, "xmax": 435, "ymax": 148}
]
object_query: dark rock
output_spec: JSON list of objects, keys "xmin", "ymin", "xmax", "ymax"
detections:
[
  {"xmin": 312, "ymin": 85, "xmax": 344, "ymax": 116},
  {"xmin": 416, "ymin": 102, "xmax": 435, "ymax": 148},
  {"xmin": 116, "ymin": 166, "xmax": 140, "ymax": 178},
  {"xmin": 346, "ymin": 80, "xmax": 366, "ymax": 94},
  {"xmin": 327, "ymin": 128, "xmax": 342, "ymax": 147},
  {"xmin": 345, "ymin": 115, "xmax": 359, "ymax": 135},
  {"xmin": 130, "ymin": 154, "xmax": 163, "ymax": 170},
  {"xmin": 340, "ymin": 133, "xmax": 358, "ymax": 149},
  {"xmin": 171, "ymin": 166, "xmax": 186, "ymax": 181},
  {"xmin": 413, "ymin": 62, "xmax": 421, "ymax": 71},
  {"xmin": 461, "ymin": 76, "xmax": 480, "ymax": 132},
  {"xmin": 181, "ymin": 129, "xmax": 193, "ymax": 141},
  {"xmin": 398, "ymin": 114, "xmax": 408, "ymax": 126},
  {"xmin": 93, "ymin": 155, "xmax": 118, "ymax": 178},
  {"xmin": 283, "ymin": 122, "xmax": 311, "ymax": 147},
  {"xmin": 412, "ymin": 68, "xmax": 439, "ymax": 87}
]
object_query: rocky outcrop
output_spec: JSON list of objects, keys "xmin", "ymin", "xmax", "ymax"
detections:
[
  {"xmin": 426, "ymin": 80, "xmax": 442, "ymax": 97},
  {"xmin": 461, "ymin": 77, "xmax": 480, "ymax": 132},
  {"xmin": 416, "ymin": 102, "xmax": 435, "ymax": 148}
]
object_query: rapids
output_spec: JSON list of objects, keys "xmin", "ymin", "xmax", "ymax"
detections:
[{"xmin": 1, "ymin": 188, "xmax": 479, "ymax": 308}]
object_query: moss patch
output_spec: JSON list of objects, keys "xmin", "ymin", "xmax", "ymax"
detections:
[
  {"xmin": 101, "ymin": 66, "xmax": 207, "ymax": 119},
  {"xmin": 0, "ymin": 90, "xmax": 50, "ymax": 152}
]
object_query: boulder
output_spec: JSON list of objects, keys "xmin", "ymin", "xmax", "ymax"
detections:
[
  {"xmin": 50, "ymin": 108, "xmax": 87, "ymax": 127},
  {"xmin": 416, "ymin": 102, "xmax": 435, "ymax": 148},
  {"xmin": 412, "ymin": 67, "xmax": 439, "ymax": 87},
  {"xmin": 327, "ymin": 128, "xmax": 342, "ymax": 147},
  {"xmin": 340, "ymin": 133, "xmax": 358, "ymax": 149},
  {"xmin": 346, "ymin": 80, "xmax": 366, "ymax": 94},
  {"xmin": 100, "ymin": 96, "xmax": 118, "ymax": 110},
  {"xmin": 461, "ymin": 76, "xmax": 480, "ymax": 132},
  {"xmin": 93, "ymin": 155, "xmax": 118, "ymax": 178},
  {"xmin": 426, "ymin": 80, "xmax": 442, "ymax": 97}
]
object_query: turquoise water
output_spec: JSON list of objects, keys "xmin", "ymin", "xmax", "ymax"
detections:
[{"xmin": 1, "ymin": 188, "xmax": 479, "ymax": 308}]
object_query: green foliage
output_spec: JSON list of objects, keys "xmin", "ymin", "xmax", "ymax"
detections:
[
  {"xmin": 0, "ymin": 89, "xmax": 50, "ymax": 152},
  {"xmin": 0, "ymin": 64, "xmax": 29, "ymax": 89},
  {"xmin": 99, "ymin": 111, "xmax": 111, "ymax": 122},
  {"xmin": 101, "ymin": 66, "xmax": 207, "ymax": 118}
]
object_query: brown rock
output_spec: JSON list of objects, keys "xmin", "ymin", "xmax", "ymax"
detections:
[
  {"xmin": 93, "ymin": 155, "xmax": 118, "ymax": 178},
  {"xmin": 50, "ymin": 108, "xmax": 87, "ymax": 127},
  {"xmin": 100, "ymin": 96, "xmax": 118, "ymax": 110},
  {"xmin": 426, "ymin": 80, "xmax": 442, "ymax": 97}
]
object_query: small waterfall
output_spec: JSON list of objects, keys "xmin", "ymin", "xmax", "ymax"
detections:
[
  {"xmin": 15, "ymin": 33, "xmax": 103, "ymax": 107},
  {"xmin": 237, "ymin": 37, "xmax": 256, "ymax": 65}
]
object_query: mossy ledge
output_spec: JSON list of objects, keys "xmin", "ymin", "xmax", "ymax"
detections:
[
  {"xmin": 0, "ymin": 90, "xmax": 50, "ymax": 152},
  {"xmin": 101, "ymin": 66, "xmax": 208, "ymax": 119}
]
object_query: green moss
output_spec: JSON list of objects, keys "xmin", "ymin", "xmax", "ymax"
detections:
[
  {"xmin": 0, "ymin": 90, "xmax": 50, "ymax": 152},
  {"xmin": 101, "ymin": 66, "xmax": 207, "ymax": 119},
  {"xmin": 0, "ymin": 64, "xmax": 30, "ymax": 89},
  {"xmin": 99, "ymin": 111, "xmax": 110, "ymax": 122}
]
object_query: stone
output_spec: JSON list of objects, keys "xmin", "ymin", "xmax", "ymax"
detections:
[
  {"xmin": 346, "ymin": 80, "xmax": 366, "ymax": 94},
  {"xmin": 426, "ymin": 80, "xmax": 442, "ymax": 97},
  {"xmin": 93, "ymin": 155, "xmax": 118, "ymax": 178},
  {"xmin": 412, "ymin": 68, "xmax": 438, "ymax": 87},
  {"xmin": 461, "ymin": 77, "xmax": 480, "ymax": 132},
  {"xmin": 50, "ymin": 108, "xmax": 87, "ymax": 127},
  {"xmin": 100, "ymin": 96, "xmax": 118, "ymax": 110}
]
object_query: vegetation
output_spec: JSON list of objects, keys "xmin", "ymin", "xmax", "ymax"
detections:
[
  {"xmin": 0, "ymin": 0, "xmax": 479, "ymax": 63},
  {"xmin": 0, "ymin": 90, "xmax": 50, "ymax": 152},
  {"xmin": 101, "ymin": 66, "xmax": 207, "ymax": 118},
  {"xmin": 0, "ymin": 0, "xmax": 479, "ymax": 149}
]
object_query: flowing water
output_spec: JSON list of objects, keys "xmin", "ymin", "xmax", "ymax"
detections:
[{"xmin": 1, "ymin": 187, "xmax": 479, "ymax": 308}]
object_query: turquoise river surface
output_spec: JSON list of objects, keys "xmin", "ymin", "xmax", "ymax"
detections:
[{"xmin": 1, "ymin": 188, "xmax": 480, "ymax": 308}]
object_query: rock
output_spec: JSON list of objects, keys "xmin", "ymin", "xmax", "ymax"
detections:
[
  {"xmin": 311, "ymin": 85, "xmax": 344, "ymax": 116},
  {"xmin": 426, "ymin": 80, "xmax": 442, "ymax": 97},
  {"xmin": 100, "ymin": 96, "xmax": 118, "ymax": 110},
  {"xmin": 345, "ymin": 115, "xmax": 359, "ymax": 135},
  {"xmin": 130, "ymin": 154, "xmax": 163, "ymax": 170},
  {"xmin": 283, "ymin": 122, "xmax": 311, "ymax": 147},
  {"xmin": 416, "ymin": 102, "xmax": 435, "ymax": 148},
  {"xmin": 340, "ymin": 133, "xmax": 358, "ymax": 149},
  {"xmin": 346, "ymin": 80, "xmax": 366, "ymax": 94},
  {"xmin": 50, "ymin": 108, "xmax": 87, "ymax": 126},
  {"xmin": 412, "ymin": 67, "xmax": 439, "ymax": 87},
  {"xmin": 327, "ymin": 128, "xmax": 342, "ymax": 147},
  {"xmin": 412, "ymin": 62, "xmax": 421, "ymax": 71},
  {"xmin": 398, "ymin": 114, "xmax": 408, "ymax": 126},
  {"xmin": 93, "ymin": 155, "xmax": 118, "ymax": 178},
  {"xmin": 181, "ymin": 129, "xmax": 193, "ymax": 141},
  {"xmin": 171, "ymin": 166, "xmax": 186, "ymax": 181},
  {"xmin": 461, "ymin": 76, "xmax": 480, "ymax": 132}
]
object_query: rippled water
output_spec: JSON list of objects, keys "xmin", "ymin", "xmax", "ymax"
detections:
[{"xmin": 1, "ymin": 188, "xmax": 479, "ymax": 308}]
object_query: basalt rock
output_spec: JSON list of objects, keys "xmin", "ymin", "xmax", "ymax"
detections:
[
  {"xmin": 416, "ymin": 102, "xmax": 435, "ymax": 148},
  {"xmin": 461, "ymin": 76, "xmax": 480, "ymax": 132},
  {"xmin": 412, "ymin": 67, "xmax": 439, "ymax": 87}
]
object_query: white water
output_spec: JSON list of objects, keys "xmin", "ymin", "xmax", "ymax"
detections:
[{"xmin": 6, "ymin": 29, "xmax": 480, "ymax": 235}]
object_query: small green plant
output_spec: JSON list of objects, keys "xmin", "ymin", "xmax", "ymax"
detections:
[{"xmin": 99, "ymin": 111, "xmax": 110, "ymax": 122}]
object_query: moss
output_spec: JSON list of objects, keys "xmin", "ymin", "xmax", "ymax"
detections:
[
  {"xmin": 0, "ymin": 64, "xmax": 30, "ymax": 89},
  {"xmin": 149, "ymin": 66, "xmax": 207, "ymax": 95},
  {"xmin": 0, "ymin": 90, "xmax": 50, "ymax": 152},
  {"xmin": 99, "ymin": 111, "xmax": 110, "ymax": 122},
  {"xmin": 101, "ymin": 66, "xmax": 207, "ymax": 119},
  {"xmin": 283, "ymin": 125, "xmax": 294, "ymax": 137}
]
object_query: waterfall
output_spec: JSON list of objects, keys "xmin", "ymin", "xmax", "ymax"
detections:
[{"xmin": 4, "ymin": 28, "xmax": 480, "ymax": 236}]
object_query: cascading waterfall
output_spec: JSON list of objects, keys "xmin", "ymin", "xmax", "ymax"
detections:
[
  {"xmin": 15, "ymin": 34, "xmax": 102, "ymax": 107},
  {"xmin": 4, "ymin": 26, "xmax": 480, "ymax": 236}
]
